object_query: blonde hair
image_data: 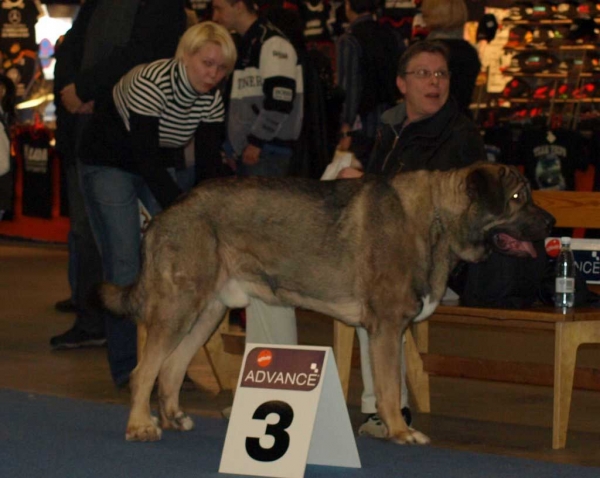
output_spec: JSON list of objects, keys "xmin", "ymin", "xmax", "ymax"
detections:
[
  {"xmin": 175, "ymin": 21, "xmax": 237, "ymax": 74},
  {"xmin": 421, "ymin": 0, "xmax": 468, "ymax": 31}
]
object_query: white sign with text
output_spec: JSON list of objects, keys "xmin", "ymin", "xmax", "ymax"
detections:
[{"xmin": 219, "ymin": 344, "xmax": 361, "ymax": 478}]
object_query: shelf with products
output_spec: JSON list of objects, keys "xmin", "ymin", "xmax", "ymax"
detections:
[
  {"xmin": 504, "ymin": 71, "xmax": 599, "ymax": 78},
  {"xmin": 472, "ymin": 2, "xmax": 600, "ymax": 130},
  {"xmin": 508, "ymin": 97, "xmax": 600, "ymax": 104},
  {"xmin": 497, "ymin": 39, "xmax": 600, "ymax": 125},
  {"xmin": 504, "ymin": 44, "xmax": 598, "ymax": 52},
  {"xmin": 503, "ymin": 19, "xmax": 600, "ymax": 25}
]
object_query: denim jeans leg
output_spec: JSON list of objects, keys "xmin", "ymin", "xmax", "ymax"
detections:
[
  {"xmin": 67, "ymin": 159, "xmax": 104, "ymax": 335},
  {"xmin": 80, "ymin": 164, "xmax": 144, "ymax": 386},
  {"xmin": 66, "ymin": 231, "xmax": 76, "ymax": 302}
]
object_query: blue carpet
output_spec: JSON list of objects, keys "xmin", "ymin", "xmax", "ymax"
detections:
[{"xmin": 0, "ymin": 389, "xmax": 596, "ymax": 478}]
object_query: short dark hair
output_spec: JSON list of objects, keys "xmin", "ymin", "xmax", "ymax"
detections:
[
  {"xmin": 347, "ymin": 0, "xmax": 379, "ymax": 15},
  {"xmin": 396, "ymin": 40, "xmax": 449, "ymax": 77},
  {"xmin": 225, "ymin": 0, "xmax": 258, "ymax": 13}
]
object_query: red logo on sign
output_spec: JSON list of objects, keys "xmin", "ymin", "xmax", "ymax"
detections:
[
  {"xmin": 546, "ymin": 238, "xmax": 561, "ymax": 258},
  {"xmin": 257, "ymin": 349, "xmax": 272, "ymax": 367}
]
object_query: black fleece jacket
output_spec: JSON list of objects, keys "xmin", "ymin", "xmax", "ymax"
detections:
[{"xmin": 365, "ymin": 97, "xmax": 485, "ymax": 177}]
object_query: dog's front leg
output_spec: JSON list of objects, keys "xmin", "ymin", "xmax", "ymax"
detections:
[{"xmin": 369, "ymin": 320, "xmax": 430, "ymax": 445}]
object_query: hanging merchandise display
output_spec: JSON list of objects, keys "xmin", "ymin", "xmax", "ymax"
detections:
[
  {"xmin": 0, "ymin": 0, "xmax": 43, "ymax": 99},
  {"xmin": 16, "ymin": 122, "xmax": 53, "ymax": 218}
]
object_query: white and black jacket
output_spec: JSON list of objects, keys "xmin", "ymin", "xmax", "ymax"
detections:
[{"xmin": 227, "ymin": 17, "xmax": 303, "ymax": 155}]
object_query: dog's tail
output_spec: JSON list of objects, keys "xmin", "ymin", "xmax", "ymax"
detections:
[{"xmin": 99, "ymin": 282, "xmax": 138, "ymax": 318}]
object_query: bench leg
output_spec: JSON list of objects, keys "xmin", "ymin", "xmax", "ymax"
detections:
[
  {"xmin": 553, "ymin": 320, "xmax": 600, "ymax": 449},
  {"xmin": 204, "ymin": 313, "xmax": 243, "ymax": 392},
  {"xmin": 333, "ymin": 321, "xmax": 355, "ymax": 400},
  {"xmin": 413, "ymin": 320, "xmax": 429, "ymax": 355},
  {"xmin": 405, "ymin": 327, "xmax": 431, "ymax": 413},
  {"xmin": 138, "ymin": 319, "xmax": 241, "ymax": 393}
]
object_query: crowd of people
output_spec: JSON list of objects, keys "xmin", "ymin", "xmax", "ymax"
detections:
[{"xmin": 49, "ymin": 0, "xmax": 484, "ymax": 436}]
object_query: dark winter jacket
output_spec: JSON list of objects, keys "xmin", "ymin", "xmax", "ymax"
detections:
[
  {"xmin": 53, "ymin": 0, "xmax": 186, "ymax": 163},
  {"xmin": 365, "ymin": 96, "xmax": 485, "ymax": 176}
]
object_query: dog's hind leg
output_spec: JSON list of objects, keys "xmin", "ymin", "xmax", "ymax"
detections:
[
  {"xmin": 126, "ymin": 320, "xmax": 188, "ymax": 442},
  {"xmin": 369, "ymin": 319, "xmax": 430, "ymax": 445},
  {"xmin": 157, "ymin": 299, "xmax": 228, "ymax": 431}
]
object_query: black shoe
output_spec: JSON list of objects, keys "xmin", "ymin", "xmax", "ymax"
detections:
[
  {"xmin": 55, "ymin": 298, "xmax": 77, "ymax": 314},
  {"xmin": 50, "ymin": 326, "xmax": 107, "ymax": 350}
]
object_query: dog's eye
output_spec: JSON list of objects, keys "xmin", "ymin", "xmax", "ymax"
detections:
[{"xmin": 511, "ymin": 190, "xmax": 527, "ymax": 203}]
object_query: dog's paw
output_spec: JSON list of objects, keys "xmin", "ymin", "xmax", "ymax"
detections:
[
  {"xmin": 390, "ymin": 428, "xmax": 430, "ymax": 445},
  {"xmin": 125, "ymin": 416, "xmax": 163, "ymax": 442},
  {"xmin": 162, "ymin": 411, "xmax": 195, "ymax": 432}
]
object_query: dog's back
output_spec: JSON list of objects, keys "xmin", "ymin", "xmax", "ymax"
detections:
[{"xmin": 100, "ymin": 174, "xmax": 402, "ymax": 321}]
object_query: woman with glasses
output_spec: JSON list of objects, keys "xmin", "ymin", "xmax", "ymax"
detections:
[
  {"xmin": 335, "ymin": 40, "xmax": 485, "ymax": 440},
  {"xmin": 364, "ymin": 40, "xmax": 485, "ymax": 177}
]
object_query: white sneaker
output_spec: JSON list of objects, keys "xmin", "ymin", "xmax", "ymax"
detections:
[
  {"xmin": 358, "ymin": 408, "xmax": 412, "ymax": 438},
  {"xmin": 358, "ymin": 413, "xmax": 387, "ymax": 438}
]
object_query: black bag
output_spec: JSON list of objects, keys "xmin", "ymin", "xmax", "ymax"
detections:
[
  {"xmin": 456, "ymin": 241, "xmax": 547, "ymax": 309},
  {"xmin": 453, "ymin": 240, "xmax": 600, "ymax": 309}
]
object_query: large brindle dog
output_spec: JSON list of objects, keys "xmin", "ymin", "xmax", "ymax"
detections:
[{"xmin": 102, "ymin": 162, "xmax": 554, "ymax": 444}]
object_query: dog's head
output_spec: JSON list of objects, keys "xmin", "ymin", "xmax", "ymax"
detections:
[{"xmin": 461, "ymin": 162, "xmax": 555, "ymax": 260}]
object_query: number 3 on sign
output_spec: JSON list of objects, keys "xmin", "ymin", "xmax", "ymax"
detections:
[
  {"xmin": 219, "ymin": 345, "xmax": 360, "ymax": 478},
  {"xmin": 246, "ymin": 401, "xmax": 293, "ymax": 462}
]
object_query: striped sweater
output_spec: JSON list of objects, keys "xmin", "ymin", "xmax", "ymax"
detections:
[
  {"xmin": 77, "ymin": 57, "xmax": 227, "ymax": 208},
  {"xmin": 113, "ymin": 57, "xmax": 225, "ymax": 148}
]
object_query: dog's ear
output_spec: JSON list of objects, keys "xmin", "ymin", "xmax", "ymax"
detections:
[{"xmin": 466, "ymin": 165, "xmax": 506, "ymax": 215}]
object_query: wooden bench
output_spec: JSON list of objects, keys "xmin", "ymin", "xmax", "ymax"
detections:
[{"xmin": 333, "ymin": 189, "xmax": 600, "ymax": 449}]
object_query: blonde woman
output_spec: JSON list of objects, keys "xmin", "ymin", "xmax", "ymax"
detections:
[
  {"xmin": 77, "ymin": 21, "xmax": 237, "ymax": 387},
  {"xmin": 421, "ymin": 0, "xmax": 481, "ymax": 116}
]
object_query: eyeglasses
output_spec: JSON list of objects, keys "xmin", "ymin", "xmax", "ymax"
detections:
[{"xmin": 404, "ymin": 69, "xmax": 451, "ymax": 80}]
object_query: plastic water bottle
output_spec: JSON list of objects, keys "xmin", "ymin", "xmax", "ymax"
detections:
[{"xmin": 554, "ymin": 236, "xmax": 575, "ymax": 309}]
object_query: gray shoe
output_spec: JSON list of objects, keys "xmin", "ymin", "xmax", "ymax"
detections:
[
  {"xmin": 358, "ymin": 413, "xmax": 387, "ymax": 438},
  {"xmin": 358, "ymin": 408, "xmax": 412, "ymax": 438}
]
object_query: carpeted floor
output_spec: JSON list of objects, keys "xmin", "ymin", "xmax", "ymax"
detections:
[{"xmin": 1, "ymin": 389, "xmax": 598, "ymax": 478}]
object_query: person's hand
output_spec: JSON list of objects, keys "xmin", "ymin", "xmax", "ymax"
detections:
[
  {"xmin": 242, "ymin": 144, "xmax": 261, "ymax": 165},
  {"xmin": 77, "ymin": 101, "xmax": 94, "ymax": 115},
  {"xmin": 60, "ymin": 83, "xmax": 83, "ymax": 114},
  {"xmin": 337, "ymin": 167, "xmax": 364, "ymax": 179}
]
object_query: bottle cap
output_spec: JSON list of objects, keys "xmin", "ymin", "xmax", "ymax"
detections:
[{"xmin": 560, "ymin": 236, "xmax": 571, "ymax": 245}]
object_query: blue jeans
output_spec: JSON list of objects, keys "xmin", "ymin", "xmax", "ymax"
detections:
[
  {"xmin": 66, "ymin": 159, "xmax": 104, "ymax": 335},
  {"xmin": 79, "ymin": 164, "xmax": 162, "ymax": 386}
]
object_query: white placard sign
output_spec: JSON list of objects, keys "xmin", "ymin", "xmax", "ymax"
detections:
[{"xmin": 219, "ymin": 344, "xmax": 361, "ymax": 478}]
